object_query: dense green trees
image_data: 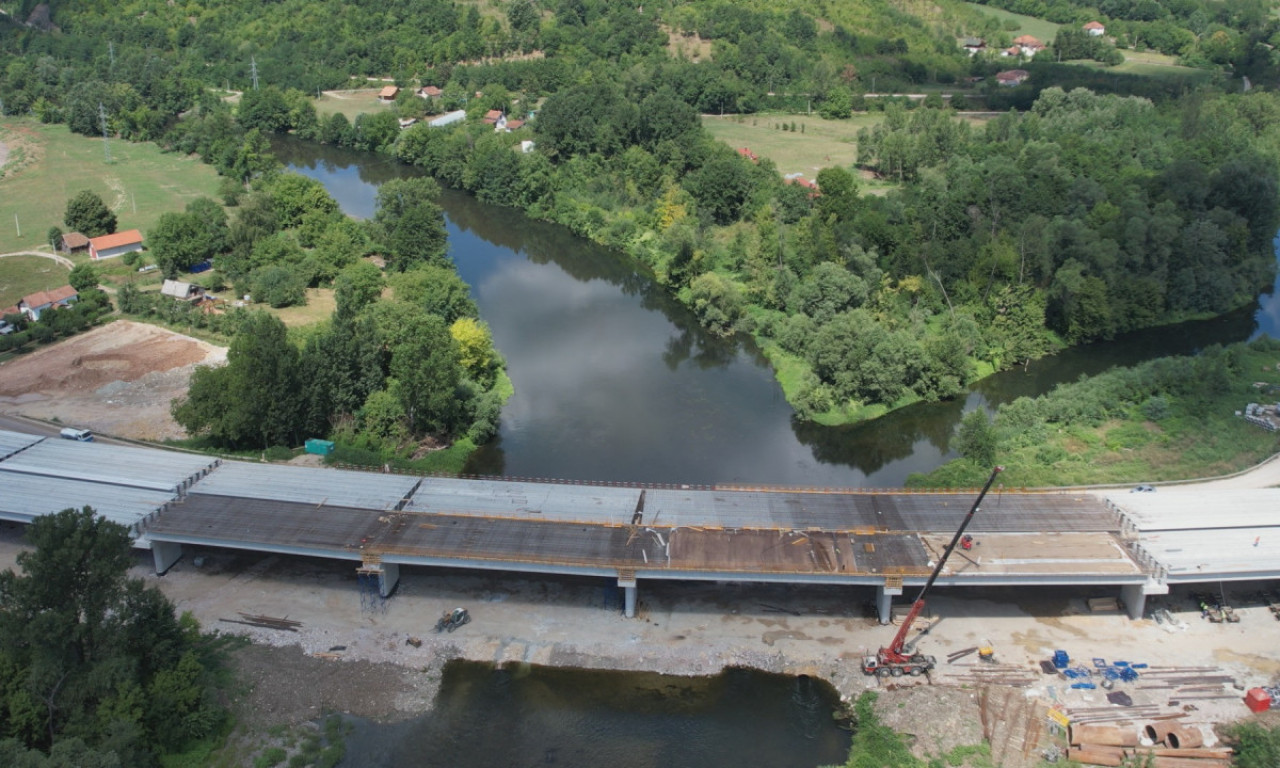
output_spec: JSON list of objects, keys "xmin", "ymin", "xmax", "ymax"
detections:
[
  {"xmin": 174, "ymin": 311, "xmax": 303, "ymax": 447},
  {"xmin": 62, "ymin": 191, "xmax": 116, "ymax": 238},
  {"xmin": 0, "ymin": 508, "xmax": 223, "ymax": 762},
  {"xmin": 372, "ymin": 178, "xmax": 450, "ymax": 272}
]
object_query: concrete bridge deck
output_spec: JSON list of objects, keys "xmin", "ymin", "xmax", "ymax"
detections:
[{"xmin": 0, "ymin": 429, "xmax": 1274, "ymax": 621}]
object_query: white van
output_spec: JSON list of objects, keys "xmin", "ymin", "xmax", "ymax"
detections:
[{"xmin": 59, "ymin": 427, "xmax": 94, "ymax": 442}]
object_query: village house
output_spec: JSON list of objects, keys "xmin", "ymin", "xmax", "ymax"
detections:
[
  {"xmin": 737, "ymin": 147, "xmax": 759, "ymax": 162},
  {"xmin": 378, "ymin": 85, "xmax": 399, "ymax": 103},
  {"xmin": 961, "ymin": 37, "xmax": 986, "ymax": 55},
  {"xmin": 18, "ymin": 285, "xmax": 78, "ymax": 321},
  {"xmin": 59, "ymin": 232, "xmax": 90, "ymax": 255},
  {"xmin": 1002, "ymin": 45, "xmax": 1021, "ymax": 57},
  {"xmin": 418, "ymin": 85, "xmax": 443, "ymax": 99},
  {"xmin": 1084, "ymin": 21, "xmax": 1106, "ymax": 37},
  {"xmin": 160, "ymin": 279, "xmax": 203, "ymax": 302},
  {"xmin": 481, "ymin": 109, "xmax": 504, "ymax": 125},
  {"xmin": 784, "ymin": 173, "xmax": 820, "ymax": 196},
  {"xmin": 996, "ymin": 69, "xmax": 1031, "ymax": 87},
  {"xmin": 88, "ymin": 229, "xmax": 144, "ymax": 260},
  {"xmin": 1013, "ymin": 35, "xmax": 1045, "ymax": 56},
  {"xmin": 398, "ymin": 117, "xmax": 417, "ymax": 129}
]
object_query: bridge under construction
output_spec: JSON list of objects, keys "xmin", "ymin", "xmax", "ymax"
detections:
[{"xmin": 1, "ymin": 429, "xmax": 1275, "ymax": 622}]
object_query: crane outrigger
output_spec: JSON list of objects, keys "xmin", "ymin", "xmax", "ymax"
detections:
[{"xmin": 862, "ymin": 466, "xmax": 1004, "ymax": 678}]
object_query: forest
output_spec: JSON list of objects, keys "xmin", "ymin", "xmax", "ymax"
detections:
[{"xmin": 2, "ymin": 0, "xmax": 1279, "ymax": 435}]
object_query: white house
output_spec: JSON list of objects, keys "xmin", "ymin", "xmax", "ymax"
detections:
[
  {"xmin": 18, "ymin": 285, "xmax": 78, "ymax": 321},
  {"xmin": 1013, "ymin": 35, "xmax": 1045, "ymax": 57},
  {"xmin": 1084, "ymin": 21, "xmax": 1105, "ymax": 37},
  {"xmin": 88, "ymin": 229, "xmax": 144, "ymax": 260}
]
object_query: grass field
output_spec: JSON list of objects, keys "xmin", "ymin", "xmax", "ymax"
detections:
[
  {"xmin": 270, "ymin": 287, "xmax": 337, "ymax": 327},
  {"xmin": 0, "ymin": 119, "xmax": 223, "ymax": 256},
  {"xmin": 0, "ymin": 255, "xmax": 71, "ymax": 309},
  {"xmin": 701, "ymin": 113, "xmax": 899, "ymax": 192},
  {"xmin": 314, "ymin": 89, "xmax": 399, "ymax": 122},
  {"xmin": 964, "ymin": 2, "xmax": 1062, "ymax": 42}
]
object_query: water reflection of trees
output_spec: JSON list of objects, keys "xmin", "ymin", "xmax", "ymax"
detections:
[{"xmin": 791, "ymin": 397, "xmax": 965, "ymax": 477}]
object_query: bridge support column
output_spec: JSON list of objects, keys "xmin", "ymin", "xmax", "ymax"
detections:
[
  {"xmin": 1123, "ymin": 580, "xmax": 1168, "ymax": 621},
  {"xmin": 152, "ymin": 541, "xmax": 183, "ymax": 574},
  {"xmin": 618, "ymin": 572, "xmax": 638, "ymax": 618},
  {"xmin": 1121, "ymin": 584, "xmax": 1146, "ymax": 620},
  {"xmin": 358, "ymin": 563, "xmax": 400, "ymax": 598},
  {"xmin": 876, "ymin": 582, "xmax": 903, "ymax": 625}
]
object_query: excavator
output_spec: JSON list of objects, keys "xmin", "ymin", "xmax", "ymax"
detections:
[{"xmin": 862, "ymin": 466, "xmax": 1003, "ymax": 678}]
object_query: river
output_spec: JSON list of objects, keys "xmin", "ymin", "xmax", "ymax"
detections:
[
  {"xmin": 340, "ymin": 662, "xmax": 850, "ymax": 768},
  {"xmin": 271, "ymin": 137, "xmax": 1274, "ymax": 487}
]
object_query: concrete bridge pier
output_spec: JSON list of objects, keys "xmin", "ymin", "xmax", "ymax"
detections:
[
  {"xmin": 1122, "ymin": 580, "xmax": 1168, "ymax": 620},
  {"xmin": 618, "ymin": 571, "xmax": 638, "ymax": 618},
  {"xmin": 876, "ymin": 582, "xmax": 903, "ymax": 625},
  {"xmin": 358, "ymin": 562, "xmax": 400, "ymax": 598},
  {"xmin": 152, "ymin": 541, "xmax": 183, "ymax": 574}
]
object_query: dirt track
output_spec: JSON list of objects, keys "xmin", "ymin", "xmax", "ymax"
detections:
[{"xmin": 0, "ymin": 319, "xmax": 225, "ymax": 439}]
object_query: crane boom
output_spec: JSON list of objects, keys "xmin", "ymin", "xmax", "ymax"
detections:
[{"xmin": 865, "ymin": 466, "xmax": 1004, "ymax": 674}]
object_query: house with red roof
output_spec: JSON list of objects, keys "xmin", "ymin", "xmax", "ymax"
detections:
[
  {"xmin": 378, "ymin": 85, "xmax": 399, "ymax": 102},
  {"xmin": 737, "ymin": 147, "xmax": 759, "ymax": 162},
  {"xmin": 419, "ymin": 85, "xmax": 443, "ymax": 99},
  {"xmin": 1084, "ymin": 21, "xmax": 1106, "ymax": 36},
  {"xmin": 1013, "ymin": 35, "xmax": 1045, "ymax": 56},
  {"xmin": 88, "ymin": 229, "xmax": 144, "ymax": 260},
  {"xmin": 996, "ymin": 69, "xmax": 1030, "ymax": 87},
  {"xmin": 18, "ymin": 285, "xmax": 78, "ymax": 321}
]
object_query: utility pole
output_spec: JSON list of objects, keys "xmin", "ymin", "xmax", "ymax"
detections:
[
  {"xmin": 14, "ymin": 214, "xmax": 20, "ymax": 238},
  {"xmin": 251, "ymin": 56, "xmax": 259, "ymax": 90},
  {"xmin": 99, "ymin": 102, "xmax": 111, "ymax": 163}
]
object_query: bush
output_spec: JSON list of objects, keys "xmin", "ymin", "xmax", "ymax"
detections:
[{"xmin": 255, "ymin": 747, "xmax": 287, "ymax": 768}]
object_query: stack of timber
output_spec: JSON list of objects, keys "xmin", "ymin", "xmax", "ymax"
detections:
[
  {"xmin": 218, "ymin": 613, "xmax": 303, "ymax": 632},
  {"xmin": 1068, "ymin": 722, "xmax": 1231, "ymax": 767}
]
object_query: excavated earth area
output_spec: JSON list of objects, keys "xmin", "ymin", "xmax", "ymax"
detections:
[{"xmin": 0, "ymin": 320, "xmax": 225, "ymax": 440}]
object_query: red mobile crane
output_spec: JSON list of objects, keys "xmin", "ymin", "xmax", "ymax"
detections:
[{"xmin": 862, "ymin": 466, "xmax": 1004, "ymax": 678}]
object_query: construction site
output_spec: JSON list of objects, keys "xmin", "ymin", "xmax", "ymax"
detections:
[{"xmin": 1, "ymin": 428, "xmax": 1278, "ymax": 767}]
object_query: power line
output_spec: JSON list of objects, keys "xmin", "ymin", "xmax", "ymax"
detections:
[{"xmin": 99, "ymin": 102, "xmax": 111, "ymax": 163}]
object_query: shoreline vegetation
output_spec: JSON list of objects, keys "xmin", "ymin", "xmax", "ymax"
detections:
[{"xmin": 909, "ymin": 336, "xmax": 1280, "ymax": 488}]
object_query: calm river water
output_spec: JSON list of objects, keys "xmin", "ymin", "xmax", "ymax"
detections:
[
  {"xmin": 274, "ymin": 137, "xmax": 1276, "ymax": 487},
  {"xmin": 339, "ymin": 662, "xmax": 850, "ymax": 768}
]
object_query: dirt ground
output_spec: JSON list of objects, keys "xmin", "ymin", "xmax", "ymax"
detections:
[{"xmin": 0, "ymin": 320, "xmax": 226, "ymax": 440}]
